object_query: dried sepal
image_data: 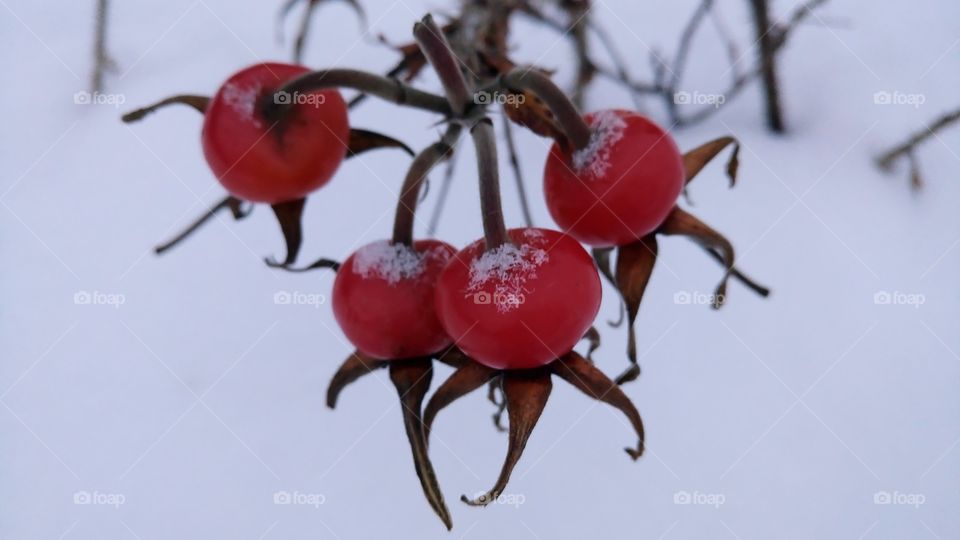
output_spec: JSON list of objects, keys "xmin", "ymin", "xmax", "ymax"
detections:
[
  {"xmin": 422, "ymin": 360, "xmax": 498, "ymax": 438},
  {"xmin": 388, "ymin": 359, "xmax": 453, "ymax": 530},
  {"xmin": 347, "ymin": 128, "xmax": 415, "ymax": 158},
  {"xmin": 614, "ymin": 234, "xmax": 658, "ymax": 384},
  {"xmin": 551, "ymin": 352, "xmax": 645, "ymax": 459},
  {"xmin": 326, "ymin": 350, "xmax": 387, "ymax": 408},
  {"xmin": 121, "ymin": 94, "xmax": 210, "ymax": 123},
  {"xmin": 702, "ymin": 247, "xmax": 770, "ymax": 298},
  {"xmin": 658, "ymin": 207, "xmax": 733, "ymax": 309},
  {"xmin": 265, "ymin": 197, "xmax": 307, "ymax": 267},
  {"xmin": 500, "ymin": 88, "xmax": 566, "ymax": 144},
  {"xmin": 269, "ymin": 257, "xmax": 341, "ymax": 274},
  {"xmin": 487, "ymin": 377, "xmax": 507, "ymax": 432},
  {"xmin": 683, "ymin": 136, "xmax": 740, "ymax": 186},
  {"xmin": 591, "ymin": 247, "xmax": 616, "ymax": 288},
  {"xmin": 581, "ymin": 326, "xmax": 601, "ymax": 362},
  {"xmin": 462, "ymin": 368, "xmax": 552, "ymax": 507},
  {"xmin": 154, "ymin": 196, "xmax": 252, "ymax": 255}
]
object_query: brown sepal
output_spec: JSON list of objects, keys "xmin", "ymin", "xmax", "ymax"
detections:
[
  {"xmin": 326, "ymin": 350, "xmax": 387, "ymax": 408},
  {"xmin": 551, "ymin": 352, "xmax": 645, "ymax": 459},
  {"xmin": 154, "ymin": 196, "xmax": 251, "ymax": 255},
  {"xmin": 683, "ymin": 136, "xmax": 740, "ymax": 186},
  {"xmin": 121, "ymin": 95, "xmax": 209, "ymax": 123},
  {"xmin": 581, "ymin": 326, "xmax": 601, "ymax": 362},
  {"xmin": 487, "ymin": 376, "xmax": 507, "ymax": 432},
  {"xmin": 658, "ymin": 207, "xmax": 732, "ymax": 309},
  {"xmin": 265, "ymin": 198, "xmax": 307, "ymax": 267},
  {"xmin": 461, "ymin": 367, "xmax": 552, "ymax": 507},
  {"xmin": 614, "ymin": 234, "xmax": 658, "ymax": 384},
  {"xmin": 422, "ymin": 360, "xmax": 498, "ymax": 439},
  {"xmin": 347, "ymin": 128, "xmax": 415, "ymax": 158},
  {"xmin": 389, "ymin": 359, "xmax": 453, "ymax": 530}
]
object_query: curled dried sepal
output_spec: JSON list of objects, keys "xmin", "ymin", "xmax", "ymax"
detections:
[
  {"xmin": 581, "ymin": 326, "xmax": 601, "ymax": 362},
  {"xmin": 389, "ymin": 359, "xmax": 453, "ymax": 530},
  {"xmin": 326, "ymin": 350, "xmax": 387, "ymax": 408},
  {"xmin": 265, "ymin": 198, "xmax": 306, "ymax": 267},
  {"xmin": 422, "ymin": 360, "xmax": 498, "ymax": 438},
  {"xmin": 487, "ymin": 377, "xmax": 507, "ymax": 432},
  {"xmin": 154, "ymin": 196, "xmax": 252, "ymax": 255},
  {"xmin": 614, "ymin": 234, "xmax": 658, "ymax": 384},
  {"xmin": 269, "ymin": 257, "xmax": 341, "ymax": 274},
  {"xmin": 658, "ymin": 207, "xmax": 732, "ymax": 309},
  {"xmin": 121, "ymin": 95, "xmax": 210, "ymax": 123},
  {"xmin": 702, "ymin": 247, "xmax": 770, "ymax": 298},
  {"xmin": 551, "ymin": 352, "xmax": 645, "ymax": 459},
  {"xmin": 682, "ymin": 136, "xmax": 740, "ymax": 186},
  {"xmin": 347, "ymin": 128, "xmax": 415, "ymax": 158},
  {"xmin": 591, "ymin": 247, "xmax": 616, "ymax": 288},
  {"xmin": 462, "ymin": 368, "xmax": 552, "ymax": 507}
]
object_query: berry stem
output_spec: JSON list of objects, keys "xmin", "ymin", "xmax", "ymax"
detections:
[
  {"xmin": 471, "ymin": 118, "xmax": 510, "ymax": 250},
  {"xmin": 270, "ymin": 69, "xmax": 452, "ymax": 117},
  {"xmin": 500, "ymin": 68, "xmax": 592, "ymax": 150},
  {"xmin": 392, "ymin": 124, "xmax": 463, "ymax": 246},
  {"xmin": 413, "ymin": 14, "xmax": 472, "ymax": 116}
]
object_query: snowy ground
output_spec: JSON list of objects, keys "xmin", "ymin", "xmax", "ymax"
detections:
[{"xmin": 2, "ymin": 0, "xmax": 959, "ymax": 538}]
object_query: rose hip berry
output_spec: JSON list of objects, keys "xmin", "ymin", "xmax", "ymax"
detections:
[
  {"xmin": 434, "ymin": 228, "xmax": 601, "ymax": 370},
  {"xmin": 202, "ymin": 62, "xmax": 349, "ymax": 204},
  {"xmin": 543, "ymin": 109, "xmax": 684, "ymax": 247},
  {"xmin": 333, "ymin": 239, "xmax": 456, "ymax": 360}
]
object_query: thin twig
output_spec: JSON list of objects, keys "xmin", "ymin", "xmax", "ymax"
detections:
[
  {"xmin": 393, "ymin": 125, "xmax": 463, "ymax": 245},
  {"xmin": 426, "ymin": 143, "xmax": 459, "ymax": 236},
  {"xmin": 500, "ymin": 112, "xmax": 533, "ymax": 227},
  {"xmin": 91, "ymin": 0, "xmax": 111, "ymax": 93}
]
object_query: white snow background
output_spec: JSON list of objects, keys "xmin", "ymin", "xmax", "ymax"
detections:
[{"xmin": 1, "ymin": 0, "xmax": 958, "ymax": 538}]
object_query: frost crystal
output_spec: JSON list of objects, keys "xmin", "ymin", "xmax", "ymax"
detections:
[
  {"xmin": 353, "ymin": 241, "xmax": 441, "ymax": 285},
  {"xmin": 222, "ymin": 81, "xmax": 262, "ymax": 128},
  {"xmin": 468, "ymin": 235, "xmax": 549, "ymax": 313},
  {"xmin": 571, "ymin": 111, "xmax": 627, "ymax": 179}
]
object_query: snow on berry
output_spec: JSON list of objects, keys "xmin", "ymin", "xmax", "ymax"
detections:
[
  {"xmin": 467, "ymin": 235, "xmax": 549, "ymax": 313},
  {"xmin": 571, "ymin": 110, "xmax": 627, "ymax": 178},
  {"xmin": 353, "ymin": 240, "xmax": 449, "ymax": 285}
]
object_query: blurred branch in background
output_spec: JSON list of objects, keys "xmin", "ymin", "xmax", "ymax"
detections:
[
  {"xmin": 91, "ymin": 0, "xmax": 115, "ymax": 92},
  {"xmin": 876, "ymin": 106, "xmax": 960, "ymax": 191}
]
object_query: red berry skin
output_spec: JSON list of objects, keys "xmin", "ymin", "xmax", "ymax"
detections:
[
  {"xmin": 202, "ymin": 63, "xmax": 349, "ymax": 204},
  {"xmin": 434, "ymin": 228, "xmax": 601, "ymax": 370},
  {"xmin": 544, "ymin": 110, "xmax": 684, "ymax": 247},
  {"xmin": 333, "ymin": 240, "xmax": 456, "ymax": 360}
]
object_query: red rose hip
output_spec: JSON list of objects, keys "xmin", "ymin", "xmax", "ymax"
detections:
[
  {"xmin": 543, "ymin": 109, "xmax": 684, "ymax": 247},
  {"xmin": 202, "ymin": 62, "xmax": 349, "ymax": 204},
  {"xmin": 333, "ymin": 239, "xmax": 456, "ymax": 360},
  {"xmin": 434, "ymin": 228, "xmax": 601, "ymax": 370}
]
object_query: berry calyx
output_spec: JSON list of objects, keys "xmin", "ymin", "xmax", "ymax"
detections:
[
  {"xmin": 202, "ymin": 62, "xmax": 349, "ymax": 203},
  {"xmin": 332, "ymin": 239, "xmax": 456, "ymax": 360},
  {"xmin": 434, "ymin": 228, "xmax": 601, "ymax": 370},
  {"xmin": 543, "ymin": 109, "xmax": 684, "ymax": 247}
]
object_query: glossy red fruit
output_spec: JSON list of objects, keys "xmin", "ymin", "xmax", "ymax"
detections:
[
  {"xmin": 544, "ymin": 109, "xmax": 684, "ymax": 247},
  {"xmin": 202, "ymin": 62, "xmax": 349, "ymax": 204},
  {"xmin": 434, "ymin": 228, "xmax": 601, "ymax": 370},
  {"xmin": 333, "ymin": 239, "xmax": 456, "ymax": 360}
]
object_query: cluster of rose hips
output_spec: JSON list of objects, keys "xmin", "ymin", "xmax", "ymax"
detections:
[{"xmin": 124, "ymin": 14, "xmax": 766, "ymax": 530}]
